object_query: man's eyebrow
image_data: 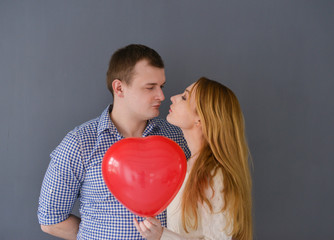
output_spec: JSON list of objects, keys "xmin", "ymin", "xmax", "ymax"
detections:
[{"xmin": 145, "ymin": 82, "xmax": 166, "ymax": 86}]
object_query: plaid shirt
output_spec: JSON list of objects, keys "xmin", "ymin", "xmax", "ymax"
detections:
[{"xmin": 38, "ymin": 105, "xmax": 190, "ymax": 239}]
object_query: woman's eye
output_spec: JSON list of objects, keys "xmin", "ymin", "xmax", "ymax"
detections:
[{"xmin": 181, "ymin": 95, "xmax": 186, "ymax": 100}]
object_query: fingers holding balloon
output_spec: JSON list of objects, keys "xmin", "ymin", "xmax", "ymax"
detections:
[
  {"xmin": 133, "ymin": 218, "xmax": 146, "ymax": 236},
  {"xmin": 133, "ymin": 217, "xmax": 163, "ymax": 240},
  {"xmin": 145, "ymin": 217, "xmax": 162, "ymax": 233},
  {"xmin": 146, "ymin": 217, "xmax": 161, "ymax": 226}
]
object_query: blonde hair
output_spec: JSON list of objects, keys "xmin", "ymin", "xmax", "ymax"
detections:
[{"xmin": 181, "ymin": 77, "xmax": 253, "ymax": 240}]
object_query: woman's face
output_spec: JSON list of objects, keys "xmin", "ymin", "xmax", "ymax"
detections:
[{"xmin": 166, "ymin": 82, "xmax": 200, "ymax": 130}]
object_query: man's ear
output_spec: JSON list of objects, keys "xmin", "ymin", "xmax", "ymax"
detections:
[{"xmin": 112, "ymin": 79, "xmax": 124, "ymax": 98}]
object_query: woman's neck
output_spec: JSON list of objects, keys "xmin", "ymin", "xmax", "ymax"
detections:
[{"xmin": 182, "ymin": 128, "xmax": 204, "ymax": 171}]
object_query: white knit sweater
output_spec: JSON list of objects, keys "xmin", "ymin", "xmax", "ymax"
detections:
[{"xmin": 161, "ymin": 168, "xmax": 232, "ymax": 240}]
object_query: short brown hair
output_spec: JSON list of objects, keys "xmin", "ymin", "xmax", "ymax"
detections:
[{"xmin": 106, "ymin": 44, "xmax": 164, "ymax": 96}]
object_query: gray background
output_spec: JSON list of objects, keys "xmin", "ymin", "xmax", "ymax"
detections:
[{"xmin": 1, "ymin": 1, "xmax": 333, "ymax": 239}]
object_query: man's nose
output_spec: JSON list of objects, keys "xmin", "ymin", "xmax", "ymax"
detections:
[{"xmin": 157, "ymin": 88, "xmax": 165, "ymax": 101}]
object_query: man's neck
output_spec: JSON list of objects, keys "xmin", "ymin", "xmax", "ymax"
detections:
[{"xmin": 110, "ymin": 106, "xmax": 148, "ymax": 138}]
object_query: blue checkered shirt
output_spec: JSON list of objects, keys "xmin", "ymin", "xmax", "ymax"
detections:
[{"xmin": 38, "ymin": 105, "xmax": 190, "ymax": 239}]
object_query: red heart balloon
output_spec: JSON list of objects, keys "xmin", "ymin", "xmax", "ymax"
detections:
[{"xmin": 102, "ymin": 136, "xmax": 187, "ymax": 217}]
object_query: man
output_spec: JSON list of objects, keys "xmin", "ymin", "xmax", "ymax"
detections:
[{"xmin": 38, "ymin": 44, "xmax": 190, "ymax": 239}]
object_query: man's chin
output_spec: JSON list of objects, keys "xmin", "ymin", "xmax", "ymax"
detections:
[
  {"xmin": 145, "ymin": 111, "xmax": 160, "ymax": 120},
  {"xmin": 152, "ymin": 109, "xmax": 160, "ymax": 117}
]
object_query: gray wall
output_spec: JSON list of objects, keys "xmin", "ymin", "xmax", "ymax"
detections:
[{"xmin": 1, "ymin": 1, "xmax": 333, "ymax": 239}]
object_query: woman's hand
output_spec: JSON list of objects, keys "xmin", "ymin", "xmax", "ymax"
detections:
[{"xmin": 133, "ymin": 217, "xmax": 163, "ymax": 240}]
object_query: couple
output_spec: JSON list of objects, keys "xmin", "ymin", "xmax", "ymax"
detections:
[{"xmin": 38, "ymin": 44, "xmax": 252, "ymax": 240}]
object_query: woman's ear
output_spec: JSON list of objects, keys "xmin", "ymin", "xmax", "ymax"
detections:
[
  {"xmin": 112, "ymin": 79, "xmax": 124, "ymax": 98},
  {"xmin": 195, "ymin": 119, "xmax": 201, "ymax": 127}
]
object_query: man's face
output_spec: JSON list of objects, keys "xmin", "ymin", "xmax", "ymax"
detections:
[{"xmin": 122, "ymin": 59, "xmax": 165, "ymax": 121}]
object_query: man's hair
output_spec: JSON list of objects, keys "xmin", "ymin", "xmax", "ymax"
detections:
[{"xmin": 106, "ymin": 44, "xmax": 164, "ymax": 96}]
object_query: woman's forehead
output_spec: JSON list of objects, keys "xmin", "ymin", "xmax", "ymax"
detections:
[{"xmin": 185, "ymin": 83, "xmax": 196, "ymax": 93}]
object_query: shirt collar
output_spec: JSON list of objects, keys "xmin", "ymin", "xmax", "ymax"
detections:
[
  {"xmin": 97, "ymin": 105, "xmax": 118, "ymax": 136},
  {"xmin": 97, "ymin": 104, "xmax": 161, "ymax": 137},
  {"xmin": 143, "ymin": 118, "xmax": 160, "ymax": 137}
]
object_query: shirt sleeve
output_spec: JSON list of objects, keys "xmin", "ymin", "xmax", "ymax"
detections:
[{"xmin": 38, "ymin": 131, "xmax": 85, "ymax": 225}]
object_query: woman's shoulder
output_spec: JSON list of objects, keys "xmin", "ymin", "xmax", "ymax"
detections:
[
  {"xmin": 199, "ymin": 168, "xmax": 233, "ymax": 239},
  {"xmin": 209, "ymin": 168, "xmax": 224, "ymax": 194},
  {"xmin": 203, "ymin": 168, "xmax": 225, "ymax": 212}
]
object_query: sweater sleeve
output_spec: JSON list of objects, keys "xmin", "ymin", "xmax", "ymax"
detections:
[
  {"xmin": 161, "ymin": 170, "xmax": 232, "ymax": 240},
  {"xmin": 161, "ymin": 228, "xmax": 203, "ymax": 240},
  {"xmin": 199, "ymin": 170, "xmax": 232, "ymax": 240}
]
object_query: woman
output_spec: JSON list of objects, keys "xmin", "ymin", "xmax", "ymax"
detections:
[{"xmin": 134, "ymin": 77, "xmax": 253, "ymax": 240}]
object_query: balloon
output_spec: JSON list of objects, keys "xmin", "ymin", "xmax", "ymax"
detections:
[{"xmin": 102, "ymin": 135, "xmax": 187, "ymax": 217}]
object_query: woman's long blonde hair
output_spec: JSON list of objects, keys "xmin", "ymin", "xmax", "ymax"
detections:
[{"xmin": 181, "ymin": 77, "xmax": 253, "ymax": 240}]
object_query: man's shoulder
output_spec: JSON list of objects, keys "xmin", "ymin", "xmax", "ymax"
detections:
[
  {"xmin": 69, "ymin": 105, "xmax": 111, "ymax": 137},
  {"xmin": 69, "ymin": 116, "xmax": 100, "ymax": 138},
  {"xmin": 151, "ymin": 117, "xmax": 183, "ymax": 139},
  {"xmin": 150, "ymin": 117, "xmax": 190, "ymax": 159},
  {"xmin": 152, "ymin": 117, "xmax": 180, "ymax": 131}
]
